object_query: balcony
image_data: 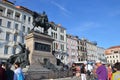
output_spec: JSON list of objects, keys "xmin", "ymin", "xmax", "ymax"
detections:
[
  {"xmin": 0, "ymin": 12, "xmax": 4, "ymax": 16},
  {"xmin": 7, "ymin": 9, "xmax": 13, "ymax": 19},
  {"xmin": 15, "ymin": 17, "xmax": 20, "ymax": 21},
  {"xmin": 7, "ymin": 14, "xmax": 13, "ymax": 18},
  {"xmin": 0, "ymin": 6, "xmax": 5, "ymax": 16},
  {"xmin": 15, "ymin": 12, "xmax": 20, "ymax": 21}
]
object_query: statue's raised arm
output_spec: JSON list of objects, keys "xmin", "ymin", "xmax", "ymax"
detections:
[{"xmin": 18, "ymin": 43, "xmax": 26, "ymax": 54}]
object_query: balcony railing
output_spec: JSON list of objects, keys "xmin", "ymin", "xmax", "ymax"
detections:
[
  {"xmin": 0, "ymin": 12, "xmax": 4, "ymax": 16},
  {"xmin": 7, "ymin": 14, "xmax": 13, "ymax": 18}
]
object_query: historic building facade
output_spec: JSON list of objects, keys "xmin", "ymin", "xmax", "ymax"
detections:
[
  {"xmin": 0, "ymin": 0, "xmax": 106, "ymax": 65},
  {"xmin": 86, "ymin": 40, "xmax": 97, "ymax": 62},
  {"xmin": 66, "ymin": 34, "xmax": 78, "ymax": 64},
  {"xmin": 105, "ymin": 46, "xmax": 120, "ymax": 64},
  {"xmin": 50, "ymin": 22, "xmax": 67, "ymax": 64},
  {"xmin": 77, "ymin": 38, "xmax": 106, "ymax": 63},
  {"xmin": 77, "ymin": 38, "xmax": 87, "ymax": 61},
  {"xmin": 0, "ymin": 0, "xmax": 33, "ymax": 60},
  {"xmin": 97, "ymin": 46, "xmax": 106, "ymax": 63}
]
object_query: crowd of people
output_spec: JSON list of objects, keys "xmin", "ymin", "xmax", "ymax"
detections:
[
  {"xmin": 0, "ymin": 61, "xmax": 24, "ymax": 80},
  {"xmin": 71, "ymin": 60, "xmax": 120, "ymax": 80},
  {"xmin": 0, "ymin": 60, "xmax": 120, "ymax": 80}
]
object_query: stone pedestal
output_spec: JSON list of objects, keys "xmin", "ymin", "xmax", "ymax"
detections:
[{"xmin": 25, "ymin": 32, "xmax": 56, "ymax": 79}]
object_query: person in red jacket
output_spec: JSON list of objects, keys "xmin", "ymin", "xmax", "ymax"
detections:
[
  {"xmin": 0, "ymin": 61, "xmax": 7, "ymax": 80},
  {"xmin": 107, "ymin": 64, "xmax": 112, "ymax": 80}
]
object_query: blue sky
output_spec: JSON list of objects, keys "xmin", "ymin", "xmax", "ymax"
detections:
[{"xmin": 10, "ymin": 0, "xmax": 120, "ymax": 48}]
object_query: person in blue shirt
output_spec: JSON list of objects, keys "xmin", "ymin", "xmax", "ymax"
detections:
[{"xmin": 14, "ymin": 62, "xmax": 25, "ymax": 80}]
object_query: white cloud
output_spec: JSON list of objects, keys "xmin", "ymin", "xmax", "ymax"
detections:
[{"xmin": 51, "ymin": 1, "xmax": 71, "ymax": 16}]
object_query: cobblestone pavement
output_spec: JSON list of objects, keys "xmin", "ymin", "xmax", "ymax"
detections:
[
  {"xmin": 42, "ymin": 75, "xmax": 96, "ymax": 80},
  {"xmin": 42, "ymin": 76, "xmax": 81, "ymax": 80}
]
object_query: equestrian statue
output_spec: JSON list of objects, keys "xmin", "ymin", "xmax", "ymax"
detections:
[{"xmin": 31, "ymin": 11, "xmax": 52, "ymax": 34}]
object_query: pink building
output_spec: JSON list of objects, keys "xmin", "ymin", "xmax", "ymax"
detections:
[{"xmin": 66, "ymin": 34, "xmax": 78, "ymax": 65}]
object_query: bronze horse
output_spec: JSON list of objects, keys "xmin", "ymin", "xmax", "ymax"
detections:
[
  {"xmin": 7, "ymin": 43, "xmax": 30, "ymax": 68},
  {"xmin": 32, "ymin": 11, "xmax": 51, "ymax": 34}
]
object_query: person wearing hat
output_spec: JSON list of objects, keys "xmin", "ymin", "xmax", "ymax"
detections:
[
  {"xmin": 95, "ymin": 60, "xmax": 108, "ymax": 80},
  {"xmin": 112, "ymin": 62, "xmax": 120, "ymax": 80},
  {"xmin": 0, "ymin": 60, "xmax": 7, "ymax": 80}
]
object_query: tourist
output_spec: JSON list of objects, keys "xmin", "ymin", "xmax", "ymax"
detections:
[
  {"xmin": 71, "ymin": 63, "xmax": 76, "ymax": 77},
  {"xmin": 14, "ymin": 62, "xmax": 25, "ymax": 80},
  {"xmin": 80, "ymin": 63, "xmax": 87, "ymax": 80},
  {"xmin": 92, "ymin": 64, "xmax": 98, "ymax": 80},
  {"xmin": 87, "ymin": 63, "xmax": 93, "ymax": 76},
  {"xmin": 107, "ymin": 64, "xmax": 112, "ymax": 80},
  {"xmin": 95, "ymin": 60, "xmax": 108, "ymax": 80},
  {"xmin": 112, "ymin": 62, "xmax": 120, "ymax": 80},
  {"xmin": 5, "ymin": 63, "xmax": 14, "ymax": 80},
  {"xmin": 0, "ymin": 60, "xmax": 6, "ymax": 80},
  {"xmin": 75, "ymin": 64, "xmax": 80, "ymax": 77}
]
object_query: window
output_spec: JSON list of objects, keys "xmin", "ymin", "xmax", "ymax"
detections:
[
  {"xmin": 15, "ymin": 23, "xmax": 18, "ymax": 30},
  {"xmin": 110, "ymin": 60, "xmax": 112, "ymax": 63},
  {"xmin": 23, "ymin": 26, "xmax": 25, "ymax": 32},
  {"xmin": 117, "ymin": 60, "xmax": 119, "ymax": 62},
  {"xmin": 7, "ymin": 21, "xmax": 11, "ymax": 28},
  {"xmin": 4, "ymin": 46, "xmax": 8, "ymax": 54},
  {"xmin": 0, "ymin": 9, "xmax": 3, "ymax": 14},
  {"xmin": 53, "ymin": 43, "xmax": 55, "ymax": 50},
  {"xmin": 15, "ymin": 12, "xmax": 20, "ymax": 21},
  {"xmin": 22, "ymin": 36, "xmax": 24, "ymax": 43},
  {"xmin": 61, "ymin": 44, "xmax": 64, "ymax": 51},
  {"xmin": 54, "ymin": 33, "xmax": 55, "ymax": 39},
  {"xmin": 0, "ymin": 19, "xmax": 2, "ymax": 26},
  {"xmin": 116, "ymin": 55, "xmax": 118, "ymax": 58},
  {"xmin": 7, "ymin": 9, "xmax": 13, "ymax": 18},
  {"xmin": 13, "ymin": 47, "xmax": 16, "ymax": 54},
  {"xmin": 113, "ymin": 56, "xmax": 114, "ymax": 58},
  {"xmin": 60, "ymin": 35, "xmax": 64, "ymax": 40},
  {"xmin": 113, "ymin": 60, "xmax": 115, "ymax": 63},
  {"xmin": 60, "ymin": 28, "xmax": 64, "ymax": 33},
  {"xmin": 28, "ymin": 17, "xmax": 31, "ymax": 23},
  {"xmin": 55, "ymin": 33, "xmax": 57, "ymax": 39},
  {"xmin": 23, "ymin": 15, "xmax": 26, "ymax": 21},
  {"xmin": 14, "ymin": 34, "xmax": 17, "ymax": 42},
  {"xmin": 51, "ymin": 32, "xmax": 53, "ymax": 37},
  {"xmin": 27, "ymin": 27, "xmax": 30, "ymax": 33},
  {"xmin": 114, "ymin": 51, "xmax": 118, "ymax": 53},
  {"xmin": 6, "ymin": 33, "xmax": 10, "ymax": 41}
]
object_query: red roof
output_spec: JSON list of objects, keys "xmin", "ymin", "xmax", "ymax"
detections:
[{"xmin": 107, "ymin": 45, "xmax": 120, "ymax": 49}]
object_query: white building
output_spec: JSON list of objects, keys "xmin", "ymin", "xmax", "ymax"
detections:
[
  {"xmin": 86, "ymin": 41, "xmax": 97, "ymax": 62},
  {"xmin": 50, "ymin": 22, "xmax": 67, "ymax": 64},
  {"xmin": 105, "ymin": 46, "xmax": 120, "ymax": 64},
  {"xmin": 0, "ymin": 0, "xmax": 33, "ymax": 60},
  {"xmin": 97, "ymin": 47, "xmax": 106, "ymax": 63}
]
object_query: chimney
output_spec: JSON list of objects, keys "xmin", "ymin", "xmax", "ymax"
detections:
[{"xmin": 57, "ymin": 24, "xmax": 61, "ymax": 27}]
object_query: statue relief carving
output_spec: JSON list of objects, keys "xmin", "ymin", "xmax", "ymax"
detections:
[{"xmin": 7, "ymin": 43, "xmax": 30, "ymax": 68}]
